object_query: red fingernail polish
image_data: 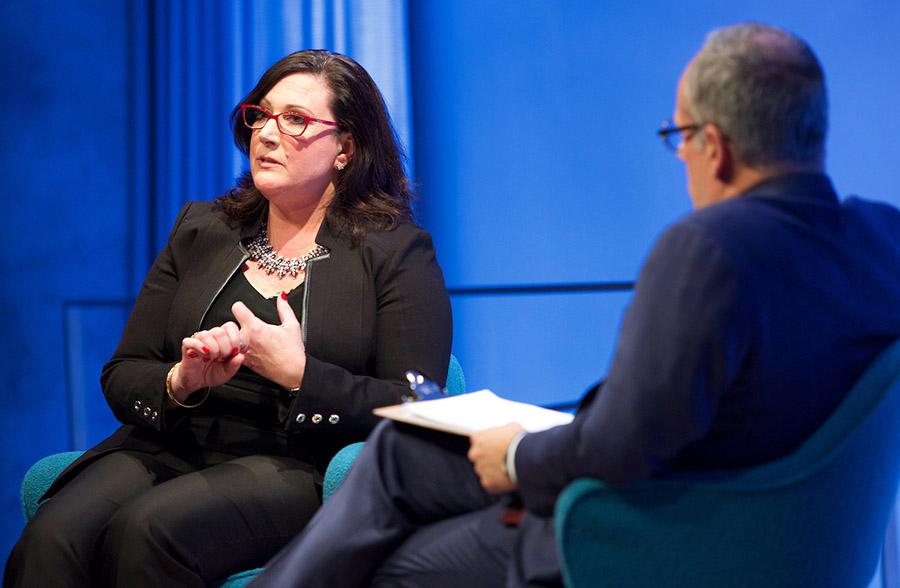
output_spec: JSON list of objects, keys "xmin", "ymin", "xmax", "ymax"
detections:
[
  {"xmin": 202, "ymin": 346, "xmax": 210, "ymax": 353},
  {"xmin": 281, "ymin": 291, "xmax": 287, "ymax": 300},
  {"xmin": 231, "ymin": 347, "xmax": 239, "ymax": 356},
  {"xmin": 187, "ymin": 351, "xmax": 198, "ymax": 358}
]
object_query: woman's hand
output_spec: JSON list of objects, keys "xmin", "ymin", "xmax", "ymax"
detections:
[
  {"xmin": 170, "ymin": 321, "xmax": 245, "ymax": 401},
  {"xmin": 231, "ymin": 293, "xmax": 306, "ymax": 390}
]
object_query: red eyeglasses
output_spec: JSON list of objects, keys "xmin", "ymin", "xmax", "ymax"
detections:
[{"xmin": 241, "ymin": 104, "xmax": 338, "ymax": 137}]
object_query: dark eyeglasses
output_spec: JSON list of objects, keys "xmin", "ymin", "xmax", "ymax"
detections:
[
  {"xmin": 241, "ymin": 104, "xmax": 338, "ymax": 137},
  {"xmin": 657, "ymin": 119, "xmax": 702, "ymax": 152}
]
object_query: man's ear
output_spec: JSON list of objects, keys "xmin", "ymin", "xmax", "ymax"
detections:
[
  {"xmin": 704, "ymin": 124, "xmax": 734, "ymax": 183},
  {"xmin": 335, "ymin": 133, "xmax": 355, "ymax": 168}
]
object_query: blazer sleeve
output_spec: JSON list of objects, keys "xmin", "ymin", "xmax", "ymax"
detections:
[
  {"xmin": 99, "ymin": 202, "xmax": 196, "ymax": 432},
  {"xmin": 282, "ymin": 226, "xmax": 452, "ymax": 434},
  {"xmin": 514, "ymin": 221, "xmax": 752, "ymax": 516}
]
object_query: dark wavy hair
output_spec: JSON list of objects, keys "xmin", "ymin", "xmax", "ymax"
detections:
[{"xmin": 215, "ymin": 50, "xmax": 413, "ymax": 241}]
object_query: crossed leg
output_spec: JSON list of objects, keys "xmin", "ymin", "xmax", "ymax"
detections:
[{"xmin": 250, "ymin": 421, "xmax": 514, "ymax": 588}]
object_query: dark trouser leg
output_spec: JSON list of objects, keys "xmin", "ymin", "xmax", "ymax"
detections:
[
  {"xmin": 3, "ymin": 450, "xmax": 183, "ymax": 588},
  {"xmin": 250, "ymin": 421, "xmax": 498, "ymax": 588},
  {"xmin": 371, "ymin": 502, "xmax": 517, "ymax": 588},
  {"xmin": 94, "ymin": 454, "xmax": 321, "ymax": 588},
  {"xmin": 369, "ymin": 499, "xmax": 562, "ymax": 588}
]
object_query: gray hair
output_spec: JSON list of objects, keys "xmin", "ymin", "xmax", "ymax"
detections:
[{"xmin": 683, "ymin": 23, "xmax": 827, "ymax": 167}]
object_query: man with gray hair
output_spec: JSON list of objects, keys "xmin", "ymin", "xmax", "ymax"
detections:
[
  {"xmin": 251, "ymin": 23, "xmax": 900, "ymax": 588},
  {"xmin": 672, "ymin": 22, "xmax": 829, "ymax": 209}
]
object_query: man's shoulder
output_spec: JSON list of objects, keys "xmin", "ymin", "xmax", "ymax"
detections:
[
  {"xmin": 654, "ymin": 188, "xmax": 900, "ymax": 282},
  {"xmin": 652, "ymin": 201, "xmax": 752, "ymax": 256},
  {"xmin": 843, "ymin": 195, "xmax": 900, "ymax": 226},
  {"xmin": 645, "ymin": 195, "xmax": 807, "ymax": 280},
  {"xmin": 688, "ymin": 188, "xmax": 900, "ymax": 240},
  {"xmin": 667, "ymin": 187, "xmax": 825, "ymax": 249},
  {"xmin": 680, "ymin": 193, "xmax": 776, "ymax": 233}
]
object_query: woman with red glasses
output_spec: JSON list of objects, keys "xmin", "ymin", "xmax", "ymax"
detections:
[{"xmin": 6, "ymin": 50, "xmax": 451, "ymax": 587}]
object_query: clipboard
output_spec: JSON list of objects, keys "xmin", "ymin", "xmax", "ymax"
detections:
[{"xmin": 374, "ymin": 389, "xmax": 574, "ymax": 436}]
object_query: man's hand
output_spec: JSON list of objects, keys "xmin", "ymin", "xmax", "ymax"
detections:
[{"xmin": 468, "ymin": 423, "xmax": 526, "ymax": 494}]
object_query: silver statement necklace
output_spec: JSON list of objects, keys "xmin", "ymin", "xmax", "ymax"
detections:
[{"xmin": 247, "ymin": 222, "xmax": 329, "ymax": 279}]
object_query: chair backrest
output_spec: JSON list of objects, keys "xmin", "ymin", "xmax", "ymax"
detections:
[
  {"xmin": 556, "ymin": 338, "xmax": 900, "ymax": 588},
  {"xmin": 446, "ymin": 354, "xmax": 466, "ymax": 396},
  {"xmin": 733, "ymin": 337, "xmax": 900, "ymax": 487}
]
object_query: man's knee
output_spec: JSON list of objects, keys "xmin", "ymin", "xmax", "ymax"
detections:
[
  {"xmin": 367, "ymin": 419, "xmax": 396, "ymax": 448},
  {"xmin": 364, "ymin": 420, "xmax": 404, "ymax": 470}
]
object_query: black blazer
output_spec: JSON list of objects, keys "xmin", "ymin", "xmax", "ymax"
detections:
[{"xmin": 45, "ymin": 201, "xmax": 452, "ymax": 497}]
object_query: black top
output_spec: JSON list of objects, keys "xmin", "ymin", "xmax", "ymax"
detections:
[{"xmin": 170, "ymin": 271, "xmax": 307, "ymax": 459}]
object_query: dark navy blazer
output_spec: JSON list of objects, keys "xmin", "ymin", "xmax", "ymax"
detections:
[{"xmin": 516, "ymin": 173, "xmax": 900, "ymax": 516}]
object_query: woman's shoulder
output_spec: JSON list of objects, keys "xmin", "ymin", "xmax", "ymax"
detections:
[
  {"xmin": 357, "ymin": 221, "xmax": 435, "ymax": 255},
  {"xmin": 167, "ymin": 200, "xmax": 243, "ymax": 246},
  {"xmin": 177, "ymin": 200, "xmax": 223, "ymax": 226},
  {"xmin": 349, "ymin": 223, "xmax": 441, "ymax": 282}
]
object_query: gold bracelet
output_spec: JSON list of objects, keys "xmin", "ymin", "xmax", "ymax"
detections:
[{"xmin": 165, "ymin": 362, "xmax": 210, "ymax": 408}]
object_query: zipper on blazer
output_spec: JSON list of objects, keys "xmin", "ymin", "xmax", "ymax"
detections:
[
  {"xmin": 195, "ymin": 242, "xmax": 329, "ymax": 343},
  {"xmin": 300, "ymin": 250, "xmax": 331, "ymax": 343},
  {"xmin": 197, "ymin": 242, "xmax": 251, "ymax": 330}
]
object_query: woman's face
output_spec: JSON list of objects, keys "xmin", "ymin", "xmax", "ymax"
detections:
[{"xmin": 249, "ymin": 72, "xmax": 345, "ymax": 209}]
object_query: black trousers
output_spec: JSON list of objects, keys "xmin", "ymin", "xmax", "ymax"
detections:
[{"xmin": 4, "ymin": 448, "xmax": 321, "ymax": 588}]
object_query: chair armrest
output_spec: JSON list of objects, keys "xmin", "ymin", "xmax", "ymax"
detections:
[
  {"xmin": 21, "ymin": 451, "xmax": 84, "ymax": 520},
  {"xmin": 323, "ymin": 442, "xmax": 365, "ymax": 502},
  {"xmin": 321, "ymin": 357, "xmax": 463, "ymax": 502}
]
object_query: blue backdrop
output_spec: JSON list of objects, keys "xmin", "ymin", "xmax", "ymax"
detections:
[
  {"xmin": 411, "ymin": 0, "xmax": 900, "ymax": 406},
  {"xmin": 1, "ymin": 0, "xmax": 899, "ymax": 574}
]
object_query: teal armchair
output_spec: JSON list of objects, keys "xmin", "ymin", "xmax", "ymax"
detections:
[
  {"xmin": 20, "ymin": 355, "xmax": 465, "ymax": 587},
  {"xmin": 323, "ymin": 354, "xmax": 466, "ymax": 500},
  {"xmin": 555, "ymin": 338, "xmax": 900, "ymax": 588}
]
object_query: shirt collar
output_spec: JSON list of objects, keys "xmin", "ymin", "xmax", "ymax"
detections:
[{"xmin": 740, "ymin": 172, "xmax": 838, "ymax": 204}]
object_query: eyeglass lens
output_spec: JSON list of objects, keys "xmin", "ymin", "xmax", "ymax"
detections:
[
  {"xmin": 243, "ymin": 106, "xmax": 309, "ymax": 136},
  {"xmin": 663, "ymin": 129, "xmax": 684, "ymax": 151},
  {"xmin": 658, "ymin": 120, "xmax": 684, "ymax": 152}
]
